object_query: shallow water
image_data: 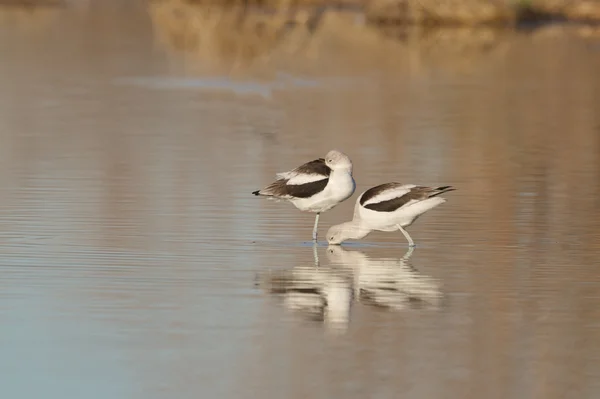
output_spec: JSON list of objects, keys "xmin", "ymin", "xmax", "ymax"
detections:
[{"xmin": 1, "ymin": 3, "xmax": 600, "ymax": 399}]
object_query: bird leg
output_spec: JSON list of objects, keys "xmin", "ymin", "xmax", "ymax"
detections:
[
  {"xmin": 312, "ymin": 242, "xmax": 319, "ymax": 267},
  {"xmin": 396, "ymin": 225, "xmax": 415, "ymax": 247},
  {"xmin": 401, "ymin": 245, "xmax": 415, "ymax": 261},
  {"xmin": 312, "ymin": 213, "xmax": 320, "ymax": 242}
]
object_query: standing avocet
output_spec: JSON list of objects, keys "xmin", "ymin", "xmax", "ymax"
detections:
[
  {"xmin": 326, "ymin": 183, "xmax": 455, "ymax": 246},
  {"xmin": 252, "ymin": 150, "xmax": 356, "ymax": 242}
]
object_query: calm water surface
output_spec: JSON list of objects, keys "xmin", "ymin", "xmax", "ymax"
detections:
[{"xmin": 1, "ymin": 3, "xmax": 600, "ymax": 399}]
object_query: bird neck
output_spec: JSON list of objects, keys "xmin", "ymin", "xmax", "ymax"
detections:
[
  {"xmin": 342, "ymin": 220, "xmax": 370, "ymax": 240},
  {"xmin": 330, "ymin": 166, "xmax": 353, "ymax": 177}
]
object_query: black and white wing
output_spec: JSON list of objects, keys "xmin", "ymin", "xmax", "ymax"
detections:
[
  {"xmin": 359, "ymin": 183, "xmax": 454, "ymax": 212},
  {"xmin": 253, "ymin": 158, "xmax": 332, "ymax": 199}
]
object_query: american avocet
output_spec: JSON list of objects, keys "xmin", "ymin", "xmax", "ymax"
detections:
[
  {"xmin": 252, "ymin": 150, "xmax": 356, "ymax": 242},
  {"xmin": 326, "ymin": 183, "xmax": 455, "ymax": 246}
]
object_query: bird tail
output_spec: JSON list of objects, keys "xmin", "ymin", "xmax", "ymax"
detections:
[
  {"xmin": 251, "ymin": 185, "xmax": 286, "ymax": 202},
  {"xmin": 252, "ymin": 186, "xmax": 276, "ymax": 197}
]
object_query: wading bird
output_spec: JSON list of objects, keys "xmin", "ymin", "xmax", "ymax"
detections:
[
  {"xmin": 326, "ymin": 183, "xmax": 455, "ymax": 246},
  {"xmin": 252, "ymin": 149, "xmax": 356, "ymax": 242}
]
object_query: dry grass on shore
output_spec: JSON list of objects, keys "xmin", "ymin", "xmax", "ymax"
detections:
[
  {"xmin": 365, "ymin": 0, "xmax": 600, "ymax": 25},
  {"xmin": 4, "ymin": 0, "xmax": 600, "ymax": 24},
  {"xmin": 156, "ymin": 0, "xmax": 600, "ymax": 24}
]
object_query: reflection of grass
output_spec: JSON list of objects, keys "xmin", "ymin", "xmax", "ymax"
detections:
[
  {"xmin": 149, "ymin": 0, "xmax": 518, "ymax": 76},
  {"xmin": 149, "ymin": 0, "xmax": 393, "ymax": 75},
  {"xmin": 148, "ymin": 1, "xmax": 295, "ymax": 74},
  {"xmin": 149, "ymin": 0, "xmax": 600, "ymax": 77}
]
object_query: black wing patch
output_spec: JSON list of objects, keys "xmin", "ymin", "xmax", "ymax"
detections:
[
  {"xmin": 293, "ymin": 158, "xmax": 331, "ymax": 177},
  {"xmin": 364, "ymin": 185, "xmax": 455, "ymax": 213},
  {"xmin": 359, "ymin": 182, "xmax": 404, "ymax": 206},
  {"xmin": 254, "ymin": 177, "xmax": 329, "ymax": 198},
  {"xmin": 282, "ymin": 178, "xmax": 329, "ymax": 198},
  {"xmin": 253, "ymin": 157, "xmax": 332, "ymax": 198}
]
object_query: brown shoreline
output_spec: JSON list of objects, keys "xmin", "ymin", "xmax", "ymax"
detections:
[
  {"xmin": 169, "ymin": 0, "xmax": 600, "ymax": 25},
  {"xmin": 3, "ymin": 0, "xmax": 600, "ymax": 25}
]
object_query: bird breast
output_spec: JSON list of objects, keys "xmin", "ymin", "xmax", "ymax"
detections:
[{"xmin": 328, "ymin": 171, "xmax": 355, "ymax": 202}]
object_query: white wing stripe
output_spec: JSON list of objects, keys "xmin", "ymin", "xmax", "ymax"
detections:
[{"xmin": 286, "ymin": 173, "xmax": 328, "ymax": 186}]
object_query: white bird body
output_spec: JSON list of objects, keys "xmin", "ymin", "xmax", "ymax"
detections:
[
  {"xmin": 358, "ymin": 185, "xmax": 447, "ymax": 230},
  {"xmin": 327, "ymin": 182, "xmax": 455, "ymax": 246},
  {"xmin": 290, "ymin": 169, "xmax": 356, "ymax": 213}
]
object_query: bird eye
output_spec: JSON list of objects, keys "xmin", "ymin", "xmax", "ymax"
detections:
[
  {"xmin": 327, "ymin": 159, "xmax": 333, "ymax": 163},
  {"xmin": 329, "ymin": 236, "xmax": 334, "ymax": 241}
]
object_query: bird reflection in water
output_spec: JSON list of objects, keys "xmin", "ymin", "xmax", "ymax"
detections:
[
  {"xmin": 258, "ymin": 260, "xmax": 353, "ymax": 334},
  {"xmin": 257, "ymin": 245, "xmax": 443, "ymax": 333},
  {"xmin": 326, "ymin": 246, "xmax": 443, "ymax": 311}
]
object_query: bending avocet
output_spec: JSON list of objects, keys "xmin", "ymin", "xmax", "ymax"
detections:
[
  {"xmin": 252, "ymin": 150, "xmax": 356, "ymax": 242},
  {"xmin": 326, "ymin": 183, "xmax": 455, "ymax": 246}
]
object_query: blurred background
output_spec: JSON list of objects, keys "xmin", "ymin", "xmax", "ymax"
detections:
[{"xmin": 0, "ymin": 0, "xmax": 599, "ymax": 398}]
